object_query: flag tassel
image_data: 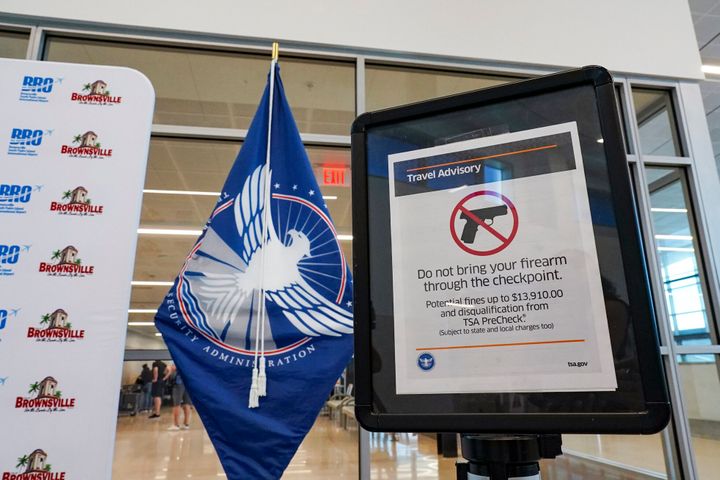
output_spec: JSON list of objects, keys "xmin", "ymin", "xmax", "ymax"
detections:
[
  {"xmin": 249, "ymin": 367, "xmax": 260, "ymax": 408},
  {"xmin": 258, "ymin": 356, "xmax": 267, "ymax": 396}
]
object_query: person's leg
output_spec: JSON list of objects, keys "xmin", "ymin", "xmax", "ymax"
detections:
[
  {"xmin": 182, "ymin": 404, "xmax": 191, "ymax": 427},
  {"xmin": 153, "ymin": 396, "xmax": 161, "ymax": 415},
  {"xmin": 168, "ymin": 385, "xmax": 182, "ymax": 430},
  {"xmin": 143, "ymin": 383, "xmax": 152, "ymax": 411}
]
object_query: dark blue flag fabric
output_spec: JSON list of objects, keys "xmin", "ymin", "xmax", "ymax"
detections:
[{"xmin": 154, "ymin": 63, "xmax": 353, "ymax": 479}]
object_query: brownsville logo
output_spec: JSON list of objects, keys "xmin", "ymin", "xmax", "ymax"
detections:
[
  {"xmin": 27, "ymin": 309, "xmax": 85, "ymax": 342},
  {"xmin": 70, "ymin": 79, "xmax": 121, "ymax": 105},
  {"xmin": 38, "ymin": 246, "xmax": 95, "ymax": 277},
  {"xmin": 59, "ymin": 131, "xmax": 112, "ymax": 158},
  {"xmin": 49, "ymin": 186, "xmax": 104, "ymax": 216},
  {"xmin": 15, "ymin": 377, "xmax": 76, "ymax": 412},
  {"xmin": 2, "ymin": 448, "xmax": 67, "ymax": 480}
]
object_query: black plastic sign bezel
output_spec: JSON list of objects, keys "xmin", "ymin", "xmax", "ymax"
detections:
[{"xmin": 351, "ymin": 66, "xmax": 670, "ymax": 434}]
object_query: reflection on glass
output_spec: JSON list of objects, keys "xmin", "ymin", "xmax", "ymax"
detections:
[
  {"xmin": 562, "ymin": 433, "xmax": 667, "ymax": 476},
  {"xmin": 44, "ymin": 37, "xmax": 355, "ymax": 134},
  {"xmin": 0, "ymin": 29, "xmax": 29, "ymax": 59},
  {"xmin": 678, "ymin": 355, "xmax": 720, "ymax": 479},
  {"xmin": 366, "ymin": 64, "xmax": 517, "ymax": 111},
  {"xmin": 646, "ymin": 166, "xmax": 714, "ymax": 348},
  {"xmin": 632, "ymin": 87, "xmax": 683, "ymax": 156}
]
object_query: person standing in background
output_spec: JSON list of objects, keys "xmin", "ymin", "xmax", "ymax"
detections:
[
  {"xmin": 139, "ymin": 364, "xmax": 153, "ymax": 412},
  {"xmin": 167, "ymin": 365, "xmax": 193, "ymax": 431},
  {"xmin": 149, "ymin": 359, "xmax": 167, "ymax": 419}
]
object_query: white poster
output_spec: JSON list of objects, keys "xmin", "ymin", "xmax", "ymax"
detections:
[
  {"xmin": 0, "ymin": 59, "xmax": 153, "ymax": 478},
  {"xmin": 389, "ymin": 122, "xmax": 617, "ymax": 395}
]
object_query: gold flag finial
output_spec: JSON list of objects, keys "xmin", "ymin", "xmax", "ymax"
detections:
[{"xmin": 271, "ymin": 42, "xmax": 279, "ymax": 61}]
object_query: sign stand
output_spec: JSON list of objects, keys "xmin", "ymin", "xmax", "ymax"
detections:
[{"xmin": 456, "ymin": 435, "xmax": 563, "ymax": 480}]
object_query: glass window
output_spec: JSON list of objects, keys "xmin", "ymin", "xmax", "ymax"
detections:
[
  {"xmin": 44, "ymin": 37, "xmax": 355, "ymax": 135},
  {"xmin": 366, "ymin": 63, "xmax": 517, "ymax": 111},
  {"xmin": 646, "ymin": 166, "xmax": 715, "ymax": 348},
  {"xmin": 129, "ymin": 137, "xmax": 352, "ymax": 341},
  {"xmin": 632, "ymin": 87, "xmax": 684, "ymax": 156},
  {"xmin": 0, "ymin": 29, "xmax": 29, "ymax": 59},
  {"xmin": 678, "ymin": 355, "xmax": 720, "ymax": 479},
  {"xmin": 562, "ymin": 433, "xmax": 667, "ymax": 476}
]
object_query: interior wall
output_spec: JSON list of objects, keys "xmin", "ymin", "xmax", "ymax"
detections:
[{"xmin": 0, "ymin": 0, "xmax": 704, "ymax": 80}]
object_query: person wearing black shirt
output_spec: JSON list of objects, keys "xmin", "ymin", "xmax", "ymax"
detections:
[
  {"xmin": 139, "ymin": 364, "xmax": 153, "ymax": 412},
  {"xmin": 149, "ymin": 360, "xmax": 167, "ymax": 419}
]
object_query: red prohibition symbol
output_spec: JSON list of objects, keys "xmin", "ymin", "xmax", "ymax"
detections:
[{"xmin": 450, "ymin": 190, "xmax": 519, "ymax": 256}]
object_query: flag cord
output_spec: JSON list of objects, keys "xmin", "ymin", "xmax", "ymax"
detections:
[{"xmin": 250, "ymin": 57, "xmax": 277, "ymax": 408}]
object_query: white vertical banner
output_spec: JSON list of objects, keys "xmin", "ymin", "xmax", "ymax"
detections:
[{"xmin": 0, "ymin": 59, "xmax": 154, "ymax": 478}]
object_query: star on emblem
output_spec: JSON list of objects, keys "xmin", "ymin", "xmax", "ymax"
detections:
[
  {"xmin": 292, "ymin": 185, "xmax": 298, "ymax": 190},
  {"xmin": 274, "ymin": 183, "xmax": 280, "ymax": 189},
  {"xmin": 309, "ymin": 190, "xmax": 315, "ymax": 196},
  {"xmin": 346, "ymin": 301, "xmax": 352, "ymax": 308}
]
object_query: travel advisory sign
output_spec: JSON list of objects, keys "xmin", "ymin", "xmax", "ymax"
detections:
[
  {"xmin": 389, "ymin": 122, "xmax": 617, "ymax": 394},
  {"xmin": 0, "ymin": 59, "xmax": 153, "ymax": 478}
]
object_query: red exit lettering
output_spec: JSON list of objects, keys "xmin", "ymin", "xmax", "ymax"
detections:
[{"xmin": 322, "ymin": 167, "xmax": 346, "ymax": 186}]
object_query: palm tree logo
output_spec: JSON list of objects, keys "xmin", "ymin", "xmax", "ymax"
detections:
[
  {"xmin": 44, "ymin": 464, "xmax": 52, "ymax": 472},
  {"xmin": 28, "ymin": 382, "xmax": 39, "ymax": 395},
  {"xmin": 40, "ymin": 313, "xmax": 50, "ymax": 326},
  {"xmin": 82, "ymin": 83, "xmax": 91, "ymax": 92},
  {"xmin": 51, "ymin": 250, "xmax": 61, "ymax": 262},
  {"xmin": 15, "ymin": 455, "xmax": 29, "ymax": 470},
  {"xmin": 54, "ymin": 391, "xmax": 62, "ymax": 399},
  {"xmin": 62, "ymin": 190, "xmax": 72, "ymax": 201},
  {"xmin": 72, "ymin": 134, "xmax": 82, "ymax": 144}
]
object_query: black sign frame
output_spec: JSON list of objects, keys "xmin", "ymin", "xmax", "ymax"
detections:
[{"xmin": 351, "ymin": 66, "xmax": 670, "ymax": 434}]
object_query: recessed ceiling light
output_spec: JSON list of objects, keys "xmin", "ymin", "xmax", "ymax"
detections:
[
  {"xmin": 128, "ymin": 309, "xmax": 157, "ymax": 314},
  {"xmin": 657, "ymin": 247, "xmax": 695, "ymax": 253},
  {"xmin": 651, "ymin": 208, "xmax": 687, "ymax": 214},
  {"xmin": 143, "ymin": 189, "xmax": 220, "ymax": 196},
  {"xmin": 702, "ymin": 65, "xmax": 720, "ymax": 75},
  {"xmin": 137, "ymin": 228, "xmax": 203, "ymax": 236},
  {"xmin": 131, "ymin": 280, "xmax": 174, "ymax": 286},
  {"xmin": 654, "ymin": 234, "xmax": 693, "ymax": 241},
  {"xmin": 129, "ymin": 321, "xmax": 156, "ymax": 326}
]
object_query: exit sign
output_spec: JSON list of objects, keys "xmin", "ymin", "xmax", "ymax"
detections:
[{"xmin": 322, "ymin": 167, "xmax": 347, "ymax": 186}]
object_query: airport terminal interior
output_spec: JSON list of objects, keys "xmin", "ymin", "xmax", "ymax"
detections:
[{"xmin": 2, "ymin": 1, "xmax": 720, "ymax": 479}]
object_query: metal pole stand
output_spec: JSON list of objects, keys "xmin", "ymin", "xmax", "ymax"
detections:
[{"xmin": 456, "ymin": 434, "xmax": 562, "ymax": 480}]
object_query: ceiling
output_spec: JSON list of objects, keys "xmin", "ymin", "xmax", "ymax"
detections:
[{"xmin": 689, "ymin": 0, "xmax": 720, "ymax": 165}]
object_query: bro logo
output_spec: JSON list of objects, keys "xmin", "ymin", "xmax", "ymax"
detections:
[
  {"xmin": 8, "ymin": 128, "xmax": 51, "ymax": 157},
  {"xmin": 0, "ymin": 244, "xmax": 29, "ymax": 277},
  {"xmin": 417, "ymin": 352, "xmax": 435, "ymax": 371},
  {"xmin": 19, "ymin": 75, "xmax": 62, "ymax": 103},
  {"xmin": 0, "ymin": 184, "xmax": 41, "ymax": 215}
]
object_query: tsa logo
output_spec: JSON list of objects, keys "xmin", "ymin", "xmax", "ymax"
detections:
[
  {"xmin": 19, "ymin": 75, "xmax": 62, "ymax": 103},
  {"xmin": 417, "ymin": 352, "xmax": 435, "ymax": 371},
  {"xmin": 0, "ymin": 184, "xmax": 42, "ymax": 215},
  {"xmin": 8, "ymin": 128, "xmax": 51, "ymax": 157},
  {"xmin": 175, "ymin": 164, "xmax": 352, "ymax": 368},
  {"xmin": 0, "ymin": 245, "xmax": 29, "ymax": 277}
]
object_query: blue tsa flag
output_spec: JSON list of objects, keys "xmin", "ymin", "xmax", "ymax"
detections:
[{"xmin": 155, "ymin": 62, "xmax": 353, "ymax": 479}]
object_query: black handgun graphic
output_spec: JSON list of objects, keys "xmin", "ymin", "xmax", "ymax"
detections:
[{"xmin": 460, "ymin": 205, "xmax": 508, "ymax": 243}]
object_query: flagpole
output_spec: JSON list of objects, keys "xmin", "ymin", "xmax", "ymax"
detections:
[{"xmin": 250, "ymin": 42, "xmax": 279, "ymax": 408}]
